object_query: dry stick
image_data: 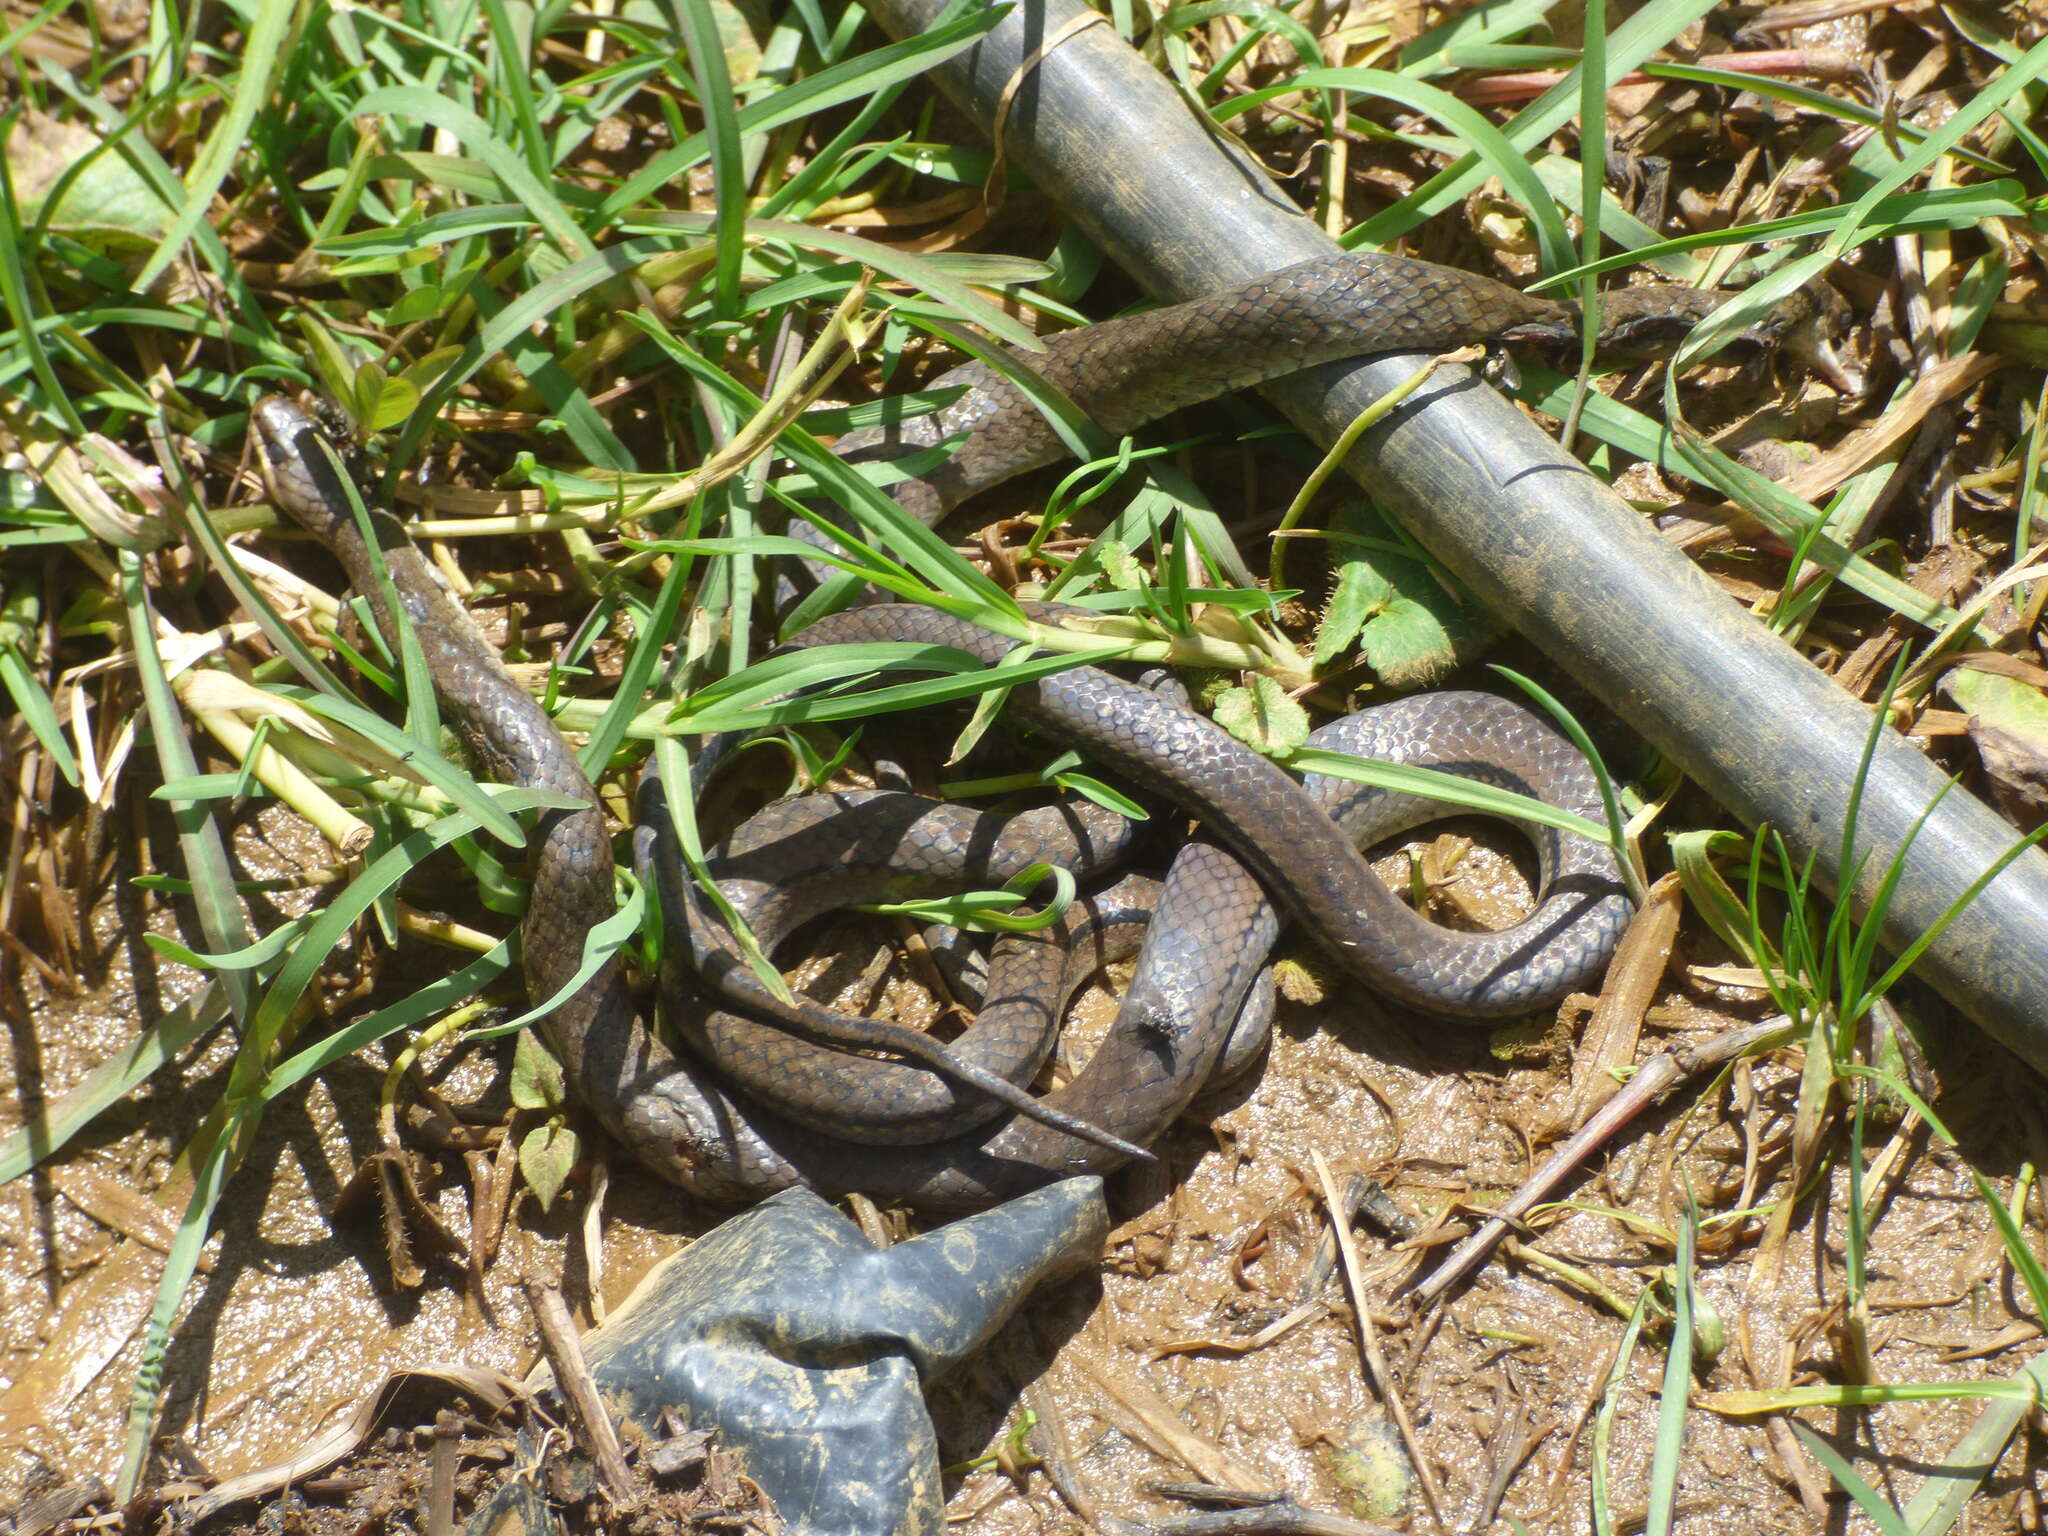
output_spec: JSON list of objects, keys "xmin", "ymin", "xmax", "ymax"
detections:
[
  {"xmin": 1310, "ymin": 1152, "xmax": 1448, "ymax": 1533},
  {"xmin": 1024, "ymin": 1378, "xmax": 1103, "ymax": 1532},
  {"xmin": 1546, "ymin": 873, "xmax": 1684, "ymax": 1139},
  {"xmin": 1472, "ymin": 1398, "xmax": 1525, "ymax": 1531},
  {"xmin": 1146, "ymin": 1178, "xmax": 1389, "ymax": 1364},
  {"xmin": 1148, "ymin": 1298, "xmax": 1332, "ymax": 1360},
  {"xmin": 1778, "ymin": 353, "xmax": 2000, "ymax": 510},
  {"xmin": 524, "ymin": 1282, "xmax": 635, "ymax": 1503},
  {"xmin": 1410, "ymin": 1017, "xmax": 1795, "ymax": 1309},
  {"xmin": 426, "ymin": 1409, "xmax": 462, "ymax": 1536},
  {"xmin": 1070, "ymin": 1355, "xmax": 1270, "ymax": 1493},
  {"xmin": 1479, "ymin": 1407, "xmax": 1555, "ymax": 1532},
  {"xmin": 468, "ymin": 1131, "xmax": 519, "ymax": 1300},
  {"xmin": 580, "ymin": 1160, "xmax": 610, "ymax": 1325},
  {"xmin": 1541, "ymin": 1332, "xmax": 1625, "ymax": 1516},
  {"xmin": 1396, "ymin": 1302, "xmax": 1448, "ymax": 1383},
  {"xmin": 1756, "ymin": 1330, "xmax": 1832, "ymax": 1525},
  {"xmin": 1292, "ymin": 1173, "xmax": 1378, "ymax": 1303}
]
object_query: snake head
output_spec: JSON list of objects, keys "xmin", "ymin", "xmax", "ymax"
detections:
[{"xmin": 1773, "ymin": 282, "xmax": 1864, "ymax": 398}]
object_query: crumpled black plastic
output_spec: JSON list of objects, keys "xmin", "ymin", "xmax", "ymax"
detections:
[{"xmin": 535, "ymin": 1175, "xmax": 1107, "ymax": 1536}]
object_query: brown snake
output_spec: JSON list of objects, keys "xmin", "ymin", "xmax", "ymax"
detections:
[{"xmin": 251, "ymin": 251, "xmax": 1829, "ymax": 1205}]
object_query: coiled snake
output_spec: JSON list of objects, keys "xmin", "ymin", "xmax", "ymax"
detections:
[{"xmin": 246, "ymin": 250, "xmax": 1815, "ymax": 1206}]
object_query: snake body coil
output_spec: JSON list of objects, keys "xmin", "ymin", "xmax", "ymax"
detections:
[{"xmin": 252, "ymin": 251, "xmax": 1670, "ymax": 1207}]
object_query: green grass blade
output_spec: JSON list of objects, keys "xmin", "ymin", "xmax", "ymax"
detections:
[
  {"xmin": 1787, "ymin": 1422, "xmax": 1912, "ymax": 1536},
  {"xmin": 1644, "ymin": 1206, "xmax": 1696, "ymax": 1536},
  {"xmin": 675, "ymin": 0, "xmax": 746, "ymax": 313},
  {"xmin": 1353, "ymin": 0, "xmax": 1719, "ymax": 245},
  {"xmin": 1285, "ymin": 746, "xmax": 1611, "ymax": 844},
  {"xmin": 176, "ymin": 427, "xmax": 358, "ymax": 705},
  {"xmin": 1972, "ymin": 1170, "xmax": 2048, "ymax": 1324},
  {"xmin": 673, "ymin": 642, "xmax": 1127, "ymax": 734},
  {"xmin": 1510, "ymin": 366, "xmax": 1978, "ymax": 638},
  {"xmin": 261, "ymin": 944, "xmax": 514, "ymax": 1097},
  {"xmin": 627, "ymin": 211, "xmax": 1049, "ymax": 351},
  {"xmin": 1590, "ymin": 1286, "xmax": 1652, "ymax": 1536},
  {"xmin": 1493, "ymin": 664, "xmax": 1645, "ymax": 903},
  {"xmin": 593, "ymin": 4, "xmax": 1009, "ymax": 223},
  {"xmin": 115, "ymin": 1103, "xmax": 247, "ymax": 1499},
  {"xmin": 0, "ymin": 112, "xmax": 84, "ymax": 436},
  {"xmin": 1824, "ymin": 36, "xmax": 2048, "ymax": 258},
  {"xmin": 120, "ymin": 550, "xmax": 255, "ymax": 1024},
  {"xmin": 1901, "ymin": 1355, "xmax": 2048, "ymax": 1536},
  {"xmin": 226, "ymin": 788, "xmax": 575, "ymax": 1098},
  {"xmin": 132, "ymin": 0, "xmax": 294, "ymax": 290},
  {"xmin": 347, "ymin": 86, "xmax": 593, "ymax": 260},
  {"xmin": 1212, "ymin": 68, "xmax": 1571, "ymax": 271},
  {"xmin": 478, "ymin": 0, "xmax": 548, "ymax": 174},
  {"xmin": 0, "ymin": 638, "xmax": 79, "ymax": 786}
]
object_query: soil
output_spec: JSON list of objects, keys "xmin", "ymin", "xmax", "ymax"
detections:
[
  {"xmin": 5, "ymin": 0, "xmax": 2047, "ymax": 1528},
  {"xmin": 5, "ymin": 802, "xmax": 2043, "ymax": 1534}
]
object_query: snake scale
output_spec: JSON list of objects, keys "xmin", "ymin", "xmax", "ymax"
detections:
[{"xmin": 242, "ymin": 249, "xmax": 1799, "ymax": 1207}]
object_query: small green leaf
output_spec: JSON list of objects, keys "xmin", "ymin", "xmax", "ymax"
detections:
[
  {"xmin": 1314, "ymin": 555, "xmax": 1387, "ymax": 669},
  {"xmin": 1358, "ymin": 595, "xmax": 1471, "ymax": 688},
  {"xmin": 383, "ymin": 286, "xmax": 445, "ymax": 326},
  {"xmin": 142, "ymin": 912, "xmax": 311, "ymax": 972},
  {"xmin": 152, "ymin": 772, "xmax": 254, "ymax": 801},
  {"xmin": 1689, "ymin": 1286, "xmax": 1727, "ymax": 1368},
  {"xmin": 509, "ymin": 1026, "xmax": 566, "ymax": 1112},
  {"xmin": 862, "ymin": 862, "xmax": 1077, "ymax": 933},
  {"xmin": 7, "ymin": 111, "xmax": 170, "ymax": 244},
  {"xmin": 1214, "ymin": 674, "xmax": 1310, "ymax": 756},
  {"xmin": 1666, "ymin": 829, "xmax": 1767, "ymax": 962},
  {"xmin": 1316, "ymin": 504, "xmax": 1489, "ymax": 685},
  {"xmin": 1051, "ymin": 772, "xmax": 1148, "ymax": 819},
  {"xmin": 294, "ymin": 315, "xmax": 361, "ymax": 416},
  {"xmin": 0, "ymin": 642, "xmax": 79, "ymax": 785},
  {"xmin": 1096, "ymin": 539, "xmax": 1146, "ymax": 591},
  {"xmin": 1949, "ymin": 667, "xmax": 2048, "ymax": 825},
  {"xmin": 354, "ymin": 363, "xmax": 421, "ymax": 434},
  {"xmin": 519, "ymin": 1121, "xmax": 578, "ymax": 1213},
  {"xmin": 400, "ymin": 345, "xmax": 466, "ymax": 398},
  {"xmin": 1948, "ymin": 666, "xmax": 2048, "ymax": 742},
  {"xmin": 1785, "ymin": 1423, "xmax": 1910, "ymax": 1536}
]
